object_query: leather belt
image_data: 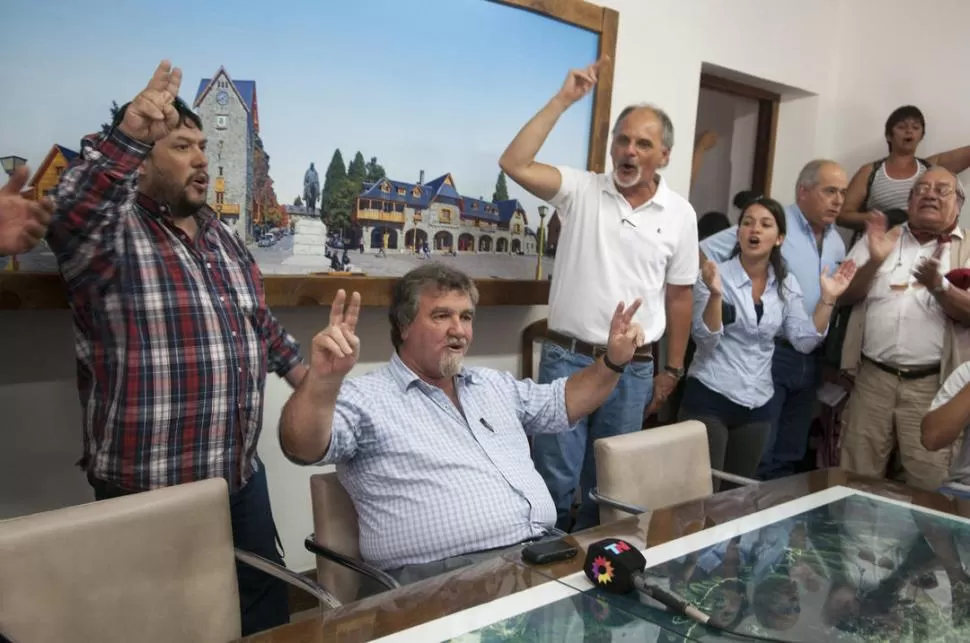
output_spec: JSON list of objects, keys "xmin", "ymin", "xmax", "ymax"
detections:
[
  {"xmin": 862, "ymin": 355, "xmax": 940, "ymax": 380},
  {"xmin": 545, "ymin": 329, "xmax": 653, "ymax": 362}
]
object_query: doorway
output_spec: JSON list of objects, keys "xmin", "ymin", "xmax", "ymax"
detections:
[{"xmin": 689, "ymin": 73, "xmax": 780, "ymax": 224}]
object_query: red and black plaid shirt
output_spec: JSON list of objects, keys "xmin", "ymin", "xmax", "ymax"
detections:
[{"xmin": 48, "ymin": 129, "xmax": 303, "ymax": 492}]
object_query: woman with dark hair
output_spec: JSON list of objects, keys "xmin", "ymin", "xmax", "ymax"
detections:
[
  {"xmin": 679, "ymin": 197, "xmax": 856, "ymax": 480},
  {"xmin": 839, "ymin": 105, "xmax": 970, "ymax": 233}
]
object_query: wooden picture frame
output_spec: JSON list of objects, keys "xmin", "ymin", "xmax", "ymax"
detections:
[{"xmin": 0, "ymin": 0, "xmax": 618, "ymax": 310}]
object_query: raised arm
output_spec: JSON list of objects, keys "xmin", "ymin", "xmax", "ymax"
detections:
[
  {"xmin": 914, "ymin": 244, "xmax": 970, "ymax": 327},
  {"xmin": 783, "ymin": 262, "xmax": 857, "ymax": 352},
  {"xmin": 279, "ymin": 289, "xmax": 361, "ymax": 464},
  {"xmin": 837, "ymin": 162, "xmax": 876, "ymax": 232},
  {"xmin": 693, "ymin": 260, "xmax": 724, "ymax": 352},
  {"xmin": 499, "ymin": 57, "xmax": 608, "ymax": 203},
  {"xmin": 927, "ymin": 145, "xmax": 970, "ymax": 175},
  {"xmin": 839, "ymin": 212, "xmax": 901, "ymax": 306},
  {"xmin": 48, "ymin": 60, "xmax": 183, "ymax": 292}
]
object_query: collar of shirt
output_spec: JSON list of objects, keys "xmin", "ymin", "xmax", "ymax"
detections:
[
  {"xmin": 901, "ymin": 221, "xmax": 965, "ymax": 242},
  {"xmin": 600, "ymin": 172, "xmax": 671, "ymax": 211},
  {"xmin": 721, "ymin": 255, "xmax": 778, "ymax": 290},
  {"xmin": 387, "ymin": 351, "xmax": 479, "ymax": 392},
  {"xmin": 136, "ymin": 192, "xmax": 218, "ymax": 230},
  {"xmin": 788, "ymin": 203, "xmax": 838, "ymax": 244}
]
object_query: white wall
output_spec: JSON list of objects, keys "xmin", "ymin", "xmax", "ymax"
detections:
[{"xmin": 8, "ymin": 0, "xmax": 970, "ymax": 573}]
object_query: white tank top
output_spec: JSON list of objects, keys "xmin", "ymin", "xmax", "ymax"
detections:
[{"xmin": 866, "ymin": 161, "xmax": 928, "ymax": 212}]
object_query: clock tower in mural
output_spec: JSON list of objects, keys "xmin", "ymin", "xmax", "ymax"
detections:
[{"xmin": 192, "ymin": 66, "xmax": 260, "ymax": 241}]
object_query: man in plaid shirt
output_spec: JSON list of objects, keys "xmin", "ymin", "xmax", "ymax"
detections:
[{"xmin": 47, "ymin": 60, "xmax": 306, "ymax": 636}]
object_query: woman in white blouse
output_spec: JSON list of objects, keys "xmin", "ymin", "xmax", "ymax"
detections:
[{"xmin": 679, "ymin": 197, "xmax": 856, "ymax": 481}]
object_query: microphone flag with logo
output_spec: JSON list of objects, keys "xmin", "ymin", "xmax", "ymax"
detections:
[{"xmin": 583, "ymin": 538, "xmax": 646, "ymax": 595}]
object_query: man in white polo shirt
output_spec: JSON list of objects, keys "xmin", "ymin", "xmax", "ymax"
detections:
[{"xmin": 499, "ymin": 57, "xmax": 698, "ymax": 531}]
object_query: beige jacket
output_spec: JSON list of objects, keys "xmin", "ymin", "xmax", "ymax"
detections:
[{"xmin": 840, "ymin": 229, "xmax": 970, "ymax": 384}]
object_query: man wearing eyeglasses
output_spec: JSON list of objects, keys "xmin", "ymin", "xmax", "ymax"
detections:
[{"xmin": 838, "ymin": 166, "xmax": 970, "ymax": 490}]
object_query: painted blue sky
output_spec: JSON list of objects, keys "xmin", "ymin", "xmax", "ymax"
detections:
[{"xmin": 0, "ymin": 0, "xmax": 597, "ymax": 219}]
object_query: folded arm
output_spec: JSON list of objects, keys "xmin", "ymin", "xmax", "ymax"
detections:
[{"xmin": 922, "ymin": 368, "xmax": 970, "ymax": 452}]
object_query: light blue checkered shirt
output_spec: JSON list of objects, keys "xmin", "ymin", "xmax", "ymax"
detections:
[{"xmin": 321, "ymin": 353, "xmax": 574, "ymax": 570}]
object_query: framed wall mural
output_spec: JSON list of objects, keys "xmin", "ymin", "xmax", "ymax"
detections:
[{"xmin": 0, "ymin": 0, "xmax": 618, "ymax": 308}]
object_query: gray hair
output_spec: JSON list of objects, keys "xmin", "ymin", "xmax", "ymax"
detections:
[
  {"xmin": 612, "ymin": 103, "xmax": 675, "ymax": 150},
  {"xmin": 910, "ymin": 165, "xmax": 966, "ymax": 205},
  {"xmin": 389, "ymin": 262, "xmax": 480, "ymax": 349},
  {"xmin": 795, "ymin": 159, "xmax": 841, "ymax": 191}
]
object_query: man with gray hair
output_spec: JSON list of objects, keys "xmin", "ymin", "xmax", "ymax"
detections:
[
  {"xmin": 279, "ymin": 263, "xmax": 647, "ymax": 583},
  {"xmin": 839, "ymin": 165, "xmax": 970, "ymax": 490},
  {"xmin": 498, "ymin": 57, "xmax": 699, "ymax": 532},
  {"xmin": 700, "ymin": 159, "xmax": 849, "ymax": 479}
]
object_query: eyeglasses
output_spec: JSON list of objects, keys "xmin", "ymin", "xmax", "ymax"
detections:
[{"xmin": 914, "ymin": 183, "xmax": 964, "ymax": 199}]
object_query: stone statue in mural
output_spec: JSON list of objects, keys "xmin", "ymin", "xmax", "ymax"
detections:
[{"xmin": 303, "ymin": 162, "xmax": 320, "ymax": 214}]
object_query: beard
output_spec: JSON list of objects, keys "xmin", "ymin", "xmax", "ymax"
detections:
[
  {"xmin": 614, "ymin": 165, "xmax": 642, "ymax": 189},
  {"xmin": 438, "ymin": 351, "xmax": 464, "ymax": 379},
  {"xmin": 143, "ymin": 167, "xmax": 207, "ymax": 218}
]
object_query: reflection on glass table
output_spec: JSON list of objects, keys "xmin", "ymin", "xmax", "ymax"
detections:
[{"xmin": 519, "ymin": 486, "xmax": 970, "ymax": 643}]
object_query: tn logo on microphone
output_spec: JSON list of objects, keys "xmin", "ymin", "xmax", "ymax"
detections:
[{"xmin": 603, "ymin": 541, "xmax": 631, "ymax": 555}]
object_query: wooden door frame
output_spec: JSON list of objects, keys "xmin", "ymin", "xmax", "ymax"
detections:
[{"xmin": 698, "ymin": 73, "xmax": 780, "ymax": 199}]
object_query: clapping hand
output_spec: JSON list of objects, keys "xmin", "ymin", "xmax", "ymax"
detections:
[
  {"xmin": 0, "ymin": 166, "xmax": 53, "ymax": 256},
  {"xmin": 865, "ymin": 211, "xmax": 903, "ymax": 263},
  {"xmin": 701, "ymin": 258, "xmax": 722, "ymax": 296},
  {"xmin": 555, "ymin": 56, "xmax": 610, "ymax": 106},
  {"xmin": 118, "ymin": 60, "xmax": 184, "ymax": 144},
  {"xmin": 913, "ymin": 243, "xmax": 946, "ymax": 291},
  {"xmin": 820, "ymin": 260, "xmax": 858, "ymax": 302},
  {"xmin": 310, "ymin": 289, "xmax": 361, "ymax": 381}
]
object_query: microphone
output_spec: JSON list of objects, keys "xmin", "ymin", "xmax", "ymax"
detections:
[{"xmin": 584, "ymin": 538, "xmax": 712, "ymax": 626}]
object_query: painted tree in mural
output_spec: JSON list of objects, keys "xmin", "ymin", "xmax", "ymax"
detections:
[
  {"xmin": 365, "ymin": 156, "xmax": 386, "ymax": 183},
  {"xmin": 493, "ymin": 170, "xmax": 509, "ymax": 203},
  {"xmin": 252, "ymin": 137, "xmax": 280, "ymax": 237},
  {"xmin": 321, "ymin": 148, "xmax": 346, "ymax": 224}
]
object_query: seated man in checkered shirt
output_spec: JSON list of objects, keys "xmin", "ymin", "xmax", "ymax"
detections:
[{"xmin": 280, "ymin": 263, "xmax": 645, "ymax": 584}]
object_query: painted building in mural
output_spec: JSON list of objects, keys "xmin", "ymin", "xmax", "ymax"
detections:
[
  {"xmin": 353, "ymin": 171, "xmax": 537, "ymax": 255},
  {"xmin": 23, "ymin": 144, "xmax": 77, "ymax": 201},
  {"xmin": 193, "ymin": 67, "xmax": 280, "ymax": 241}
]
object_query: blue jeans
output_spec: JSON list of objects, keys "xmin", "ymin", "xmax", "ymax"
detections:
[
  {"xmin": 758, "ymin": 343, "xmax": 820, "ymax": 480},
  {"xmin": 531, "ymin": 342, "xmax": 654, "ymax": 532}
]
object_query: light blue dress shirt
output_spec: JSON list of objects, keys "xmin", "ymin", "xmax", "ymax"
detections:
[
  {"xmin": 700, "ymin": 203, "xmax": 846, "ymax": 313},
  {"xmin": 320, "ymin": 353, "xmax": 575, "ymax": 570},
  {"xmin": 689, "ymin": 258, "xmax": 826, "ymax": 408}
]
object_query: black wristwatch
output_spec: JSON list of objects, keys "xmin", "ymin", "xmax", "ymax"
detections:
[
  {"xmin": 664, "ymin": 365, "xmax": 685, "ymax": 379},
  {"xmin": 602, "ymin": 354, "xmax": 628, "ymax": 374}
]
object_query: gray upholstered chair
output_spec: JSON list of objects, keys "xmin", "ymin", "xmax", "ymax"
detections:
[
  {"xmin": 590, "ymin": 419, "xmax": 758, "ymax": 524},
  {"xmin": 0, "ymin": 477, "xmax": 337, "ymax": 643}
]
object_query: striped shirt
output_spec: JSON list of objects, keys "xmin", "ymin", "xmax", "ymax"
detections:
[
  {"xmin": 47, "ymin": 129, "xmax": 303, "ymax": 492},
  {"xmin": 866, "ymin": 160, "xmax": 929, "ymax": 213},
  {"xmin": 321, "ymin": 353, "xmax": 573, "ymax": 570}
]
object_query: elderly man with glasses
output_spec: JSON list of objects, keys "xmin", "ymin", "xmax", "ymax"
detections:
[{"xmin": 838, "ymin": 166, "xmax": 970, "ymax": 490}]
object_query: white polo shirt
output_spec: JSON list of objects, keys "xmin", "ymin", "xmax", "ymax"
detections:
[{"xmin": 547, "ymin": 166, "xmax": 699, "ymax": 345}]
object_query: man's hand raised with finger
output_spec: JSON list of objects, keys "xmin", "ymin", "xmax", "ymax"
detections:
[
  {"xmin": 310, "ymin": 288, "xmax": 362, "ymax": 382},
  {"xmin": 118, "ymin": 60, "xmax": 184, "ymax": 145}
]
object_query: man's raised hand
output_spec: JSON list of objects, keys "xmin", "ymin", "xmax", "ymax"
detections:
[
  {"xmin": 605, "ymin": 298, "xmax": 645, "ymax": 367},
  {"xmin": 0, "ymin": 166, "xmax": 53, "ymax": 256},
  {"xmin": 556, "ymin": 56, "xmax": 610, "ymax": 106},
  {"xmin": 310, "ymin": 289, "xmax": 361, "ymax": 381},
  {"xmin": 118, "ymin": 60, "xmax": 184, "ymax": 144}
]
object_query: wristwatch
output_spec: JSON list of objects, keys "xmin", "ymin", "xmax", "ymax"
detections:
[
  {"xmin": 602, "ymin": 354, "xmax": 628, "ymax": 374},
  {"xmin": 664, "ymin": 365, "xmax": 685, "ymax": 379}
]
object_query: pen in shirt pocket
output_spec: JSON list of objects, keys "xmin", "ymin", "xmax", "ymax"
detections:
[{"xmin": 479, "ymin": 417, "xmax": 495, "ymax": 432}]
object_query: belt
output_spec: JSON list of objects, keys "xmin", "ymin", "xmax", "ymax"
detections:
[
  {"xmin": 545, "ymin": 329, "xmax": 654, "ymax": 362},
  {"xmin": 862, "ymin": 355, "xmax": 940, "ymax": 380}
]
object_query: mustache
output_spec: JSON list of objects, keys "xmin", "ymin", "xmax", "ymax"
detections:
[
  {"xmin": 446, "ymin": 339, "xmax": 467, "ymax": 349},
  {"xmin": 187, "ymin": 172, "xmax": 209, "ymax": 185}
]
